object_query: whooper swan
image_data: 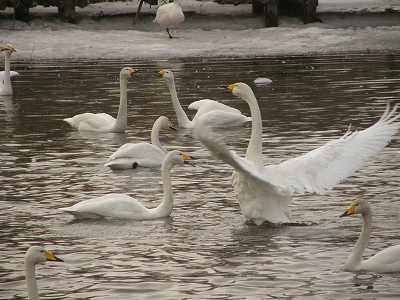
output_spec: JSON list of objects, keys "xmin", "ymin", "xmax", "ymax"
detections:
[
  {"xmin": 159, "ymin": 69, "xmax": 251, "ymax": 128},
  {"xmin": 194, "ymin": 82, "xmax": 400, "ymax": 225},
  {"xmin": 154, "ymin": 1, "xmax": 185, "ymax": 39},
  {"xmin": 340, "ymin": 196, "xmax": 400, "ymax": 273},
  {"xmin": 104, "ymin": 115, "xmax": 176, "ymax": 169},
  {"xmin": 60, "ymin": 150, "xmax": 193, "ymax": 220},
  {"xmin": 25, "ymin": 246, "xmax": 63, "ymax": 300},
  {"xmin": 0, "ymin": 44, "xmax": 19, "ymax": 96},
  {"xmin": 63, "ymin": 67, "xmax": 136, "ymax": 133}
]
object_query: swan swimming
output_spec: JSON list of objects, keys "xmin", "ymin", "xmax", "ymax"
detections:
[
  {"xmin": 194, "ymin": 82, "xmax": 400, "ymax": 225},
  {"xmin": 0, "ymin": 44, "xmax": 19, "ymax": 96},
  {"xmin": 104, "ymin": 115, "xmax": 176, "ymax": 169},
  {"xmin": 153, "ymin": 1, "xmax": 185, "ymax": 38},
  {"xmin": 340, "ymin": 196, "xmax": 400, "ymax": 273},
  {"xmin": 159, "ymin": 69, "xmax": 251, "ymax": 128},
  {"xmin": 60, "ymin": 150, "xmax": 193, "ymax": 220},
  {"xmin": 24, "ymin": 246, "xmax": 63, "ymax": 300},
  {"xmin": 63, "ymin": 67, "xmax": 136, "ymax": 133}
]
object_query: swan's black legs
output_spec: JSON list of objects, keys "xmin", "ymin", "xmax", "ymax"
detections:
[{"xmin": 166, "ymin": 28, "xmax": 173, "ymax": 39}]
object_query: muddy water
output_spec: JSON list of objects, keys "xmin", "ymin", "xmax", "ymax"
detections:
[{"xmin": 1, "ymin": 53, "xmax": 400, "ymax": 299}]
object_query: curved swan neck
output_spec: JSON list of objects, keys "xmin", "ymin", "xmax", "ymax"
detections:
[
  {"xmin": 113, "ymin": 75, "xmax": 128, "ymax": 131},
  {"xmin": 152, "ymin": 161, "xmax": 174, "ymax": 218},
  {"xmin": 166, "ymin": 78, "xmax": 191, "ymax": 128},
  {"xmin": 25, "ymin": 262, "xmax": 39, "ymax": 300},
  {"xmin": 345, "ymin": 210, "xmax": 372, "ymax": 271},
  {"xmin": 150, "ymin": 119, "xmax": 166, "ymax": 151},
  {"xmin": 244, "ymin": 89, "xmax": 263, "ymax": 165}
]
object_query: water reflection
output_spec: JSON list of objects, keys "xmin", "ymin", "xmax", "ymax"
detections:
[{"xmin": 1, "ymin": 53, "xmax": 400, "ymax": 300}]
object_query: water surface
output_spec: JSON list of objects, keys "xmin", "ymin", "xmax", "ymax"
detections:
[{"xmin": 1, "ymin": 53, "xmax": 400, "ymax": 299}]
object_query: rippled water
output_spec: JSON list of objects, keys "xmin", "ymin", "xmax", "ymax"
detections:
[{"xmin": 1, "ymin": 53, "xmax": 400, "ymax": 300}]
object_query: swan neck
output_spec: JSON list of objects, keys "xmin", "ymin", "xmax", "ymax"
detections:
[
  {"xmin": 346, "ymin": 210, "xmax": 372, "ymax": 270},
  {"xmin": 114, "ymin": 75, "xmax": 128, "ymax": 131},
  {"xmin": 152, "ymin": 162, "xmax": 174, "ymax": 218},
  {"xmin": 4, "ymin": 54, "xmax": 10, "ymax": 74},
  {"xmin": 150, "ymin": 120, "xmax": 166, "ymax": 151},
  {"xmin": 244, "ymin": 90, "xmax": 263, "ymax": 165},
  {"xmin": 25, "ymin": 262, "xmax": 39, "ymax": 300},
  {"xmin": 167, "ymin": 78, "xmax": 191, "ymax": 128}
]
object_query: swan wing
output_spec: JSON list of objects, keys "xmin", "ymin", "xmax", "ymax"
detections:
[
  {"xmin": 362, "ymin": 244, "xmax": 400, "ymax": 273},
  {"xmin": 189, "ymin": 99, "xmax": 242, "ymax": 115},
  {"xmin": 64, "ymin": 112, "xmax": 115, "ymax": 131},
  {"xmin": 193, "ymin": 110, "xmax": 251, "ymax": 128},
  {"xmin": 106, "ymin": 142, "xmax": 165, "ymax": 167},
  {"xmin": 273, "ymin": 104, "xmax": 400, "ymax": 194},
  {"xmin": 0, "ymin": 71, "xmax": 19, "ymax": 79},
  {"xmin": 60, "ymin": 193, "xmax": 150, "ymax": 219},
  {"xmin": 154, "ymin": 3, "xmax": 184, "ymax": 26}
]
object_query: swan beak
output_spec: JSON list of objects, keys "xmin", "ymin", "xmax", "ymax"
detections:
[
  {"xmin": 181, "ymin": 153, "xmax": 194, "ymax": 165},
  {"xmin": 169, "ymin": 125, "xmax": 177, "ymax": 131},
  {"xmin": 128, "ymin": 69, "xmax": 137, "ymax": 77},
  {"xmin": 0, "ymin": 45, "xmax": 16, "ymax": 53},
  {"xmin": 159, "ymin": 69, "xmax": 166, "ymax": 77},
  {"xmin": 340, "ymin": 204, "xmax": 356, "ymax": 217},
  {"xmin": 228, "ymin": 84, "xmax": 236, "ymax": 93},
  {"xmin": 44, "ymin": 250, "xmax": 64, "ymax": 262}
]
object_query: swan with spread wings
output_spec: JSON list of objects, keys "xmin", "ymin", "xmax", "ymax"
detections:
[{"xmin": 194, "ymin": 82, "xmax": 400, "ymax": 225}]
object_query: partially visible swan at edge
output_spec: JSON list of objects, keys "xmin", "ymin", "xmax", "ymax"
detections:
[
  {"xmin": 104, "ymin": 115, "xmax": 176, "ymax": 169},
  {"xmin": 0, "ymin": 44, "xmax": 19, "ymax": 96},
  {"xmin": 159, "ymin": 69, "xmax": 251, "ymax": 128},
  {"xmin": 25, "ymin": 246, "xmax": 63, "ymax": 300},
  {"xmin": 340, "ymin": 196, "xmax": 400, "ymax": 273},
  {"xmin": 154, "ymin": 1, "xmax": 185, "ymax": 39},
  {"xmin": 193, "ymin": 82, "xmax": 400, "ymax": 225},
  {"xmin": 63, "ymin": 67, "xmax": 136, "ymax": 133},
  {"xmin": 60, "ymin": 150, "xmax": 193, "ymax": 220}
]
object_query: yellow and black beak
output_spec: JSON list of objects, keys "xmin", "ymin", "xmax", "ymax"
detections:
[
  {"xmin": 159, "ymin": 69, "xmax": 166, "ymax": 77},
  {"xmin": 44, "ymin": 250, "xmax": 64, "ymax": 262},
  {"xmin": 0, "ymin": 45, "xmax": 16, "ymax": 53},
  {"xmin": 340, "ymin": 203, "xmax": 356, "ymax": 217},
  {"xmin": 181, "ymin": 153, "xmax": 194, "ymax": 165},
  {"xmin": 228, "ymin": 83, "xmax": 236, "ymax": 93},
  {"xmin": 128, "ymin": 68, "xmax": 137, "ymax": 77}
]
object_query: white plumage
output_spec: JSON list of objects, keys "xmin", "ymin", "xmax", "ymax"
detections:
[
  {"xmin": 159, "ymin": 69, "xmax": 251, "ymax": 128},
  {"xmin": 340, "ymin": 197, "xmax": 400, "ymax": 273},
  {"xmin": 63, "ymin": 67, "xmax": 136, "ymax": 133},
  {"xmin": 60, "ymin": 150, "xmax": 193, "ymax": 220},
  {"xmin": 0, "ymin": 44, "xmax": 19, "ymax": 96},
  {"xmin": 194, "ymin": 82, "xmax": 400, "ymax": 225},
  {"xmin": 154, "ymin": 2, "xmax": 185, "ymax": 38},
  {"xmin": 104, "ymin": 116, "xmax": 175, "ymax": 169}
]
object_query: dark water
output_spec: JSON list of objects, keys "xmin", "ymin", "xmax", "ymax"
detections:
[{"xmin": 1, "ymin": 53, "xmax": 400, "ymax": 300}]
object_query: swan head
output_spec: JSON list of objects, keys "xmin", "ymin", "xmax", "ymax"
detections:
[
  {"xmin": 228, "ymin": 82, "xmax": 253, "ymax": 99},
  {"xmin": 120, "ymin": 67, "xmax": 137, "ymax": 79},
  {"xmin": 164, "ymin": 150, "xmax": 193, "ymax": 168},
  {"xmin": 25, "ymin": 246, "xmax": 63, "ymax": 266},
  {"xmin": 156, "ymin": 115, "xmax": 176, "ymax": 131},
  {"xmin": 159, "ymin": 69, "xmax": 174, "ymax": 82},
  {"xmin": 340, "ymin": 195, "xmax": 370, "ymax": 217},
  {"xmin": 0, "ymin": 44, "xmax": 16, "ymax": 56}
]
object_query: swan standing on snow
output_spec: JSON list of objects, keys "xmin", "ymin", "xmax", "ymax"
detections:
[
  {"xmin": 194, "ymin": 82, "xmax": 400, "ymax": 225},
  {"xmin": 60, "ymin": 150, "xmax": 193, "ymax": 220},
  {"xmin": 104, "ymin": 116, "xmax": 176, "ymax": 169},
  {"xmin": 154, "ymin": 1, "xmax": 185, "ymax": 39},
  {"xmin": 340, "ymin": 196, "xmax": 400, "ymax": 273},
  {"xmin": 63, "ymin": 67, "xmax": 136, "ymax": 133},
  {"xmin": 0, "ymin": 44, "xmax": 19, "ymax": 96},
  {"xmin": 159, "ymin": 69, "xmax": 251, "ymax": 128},
  {"xmin": 25, "ymin": 246, "xmax": 63, "ymax": 300}
]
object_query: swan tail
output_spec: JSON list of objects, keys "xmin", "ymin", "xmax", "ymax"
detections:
[{"xmin": 59, "ymin": 207, "xmax": 101, "ymax": 219}]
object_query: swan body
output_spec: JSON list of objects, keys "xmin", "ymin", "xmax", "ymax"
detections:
[
  {"xmin": 60, "ymin": 150, "xmax": 193, "ymax": 220},
  {"xmin": 63, "ymin": 67, "xmax": 136, "ymax": 133},
  {"xmin": 340, "ymin": 197, "xmax": 400, "ymax": 273},
  {"xmin": 159, "ymin": 69, "xmax": 251, "ymax": 128},
  {"xmin": 0, "ymin": 44, "xmax": 18, "ymax": 96},
  {"xmin": 25, "ymin": 246, "xmax": 63, "ymax": 300},
  {"xmin": 154, "ymin": 2, "xmax": 185, "ymax": 38},
  {"xmin": 194, "ymin": 82, "xmax": 400, "ymax": 225},
  {"xmin": 105, "ymin": 116, "xmax": 176, "ymax": 169}
]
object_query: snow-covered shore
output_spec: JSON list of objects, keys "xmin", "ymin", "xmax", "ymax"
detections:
[{"xmin": 0, "ymin": 0, "xmax": 399, "ymax": 60}]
